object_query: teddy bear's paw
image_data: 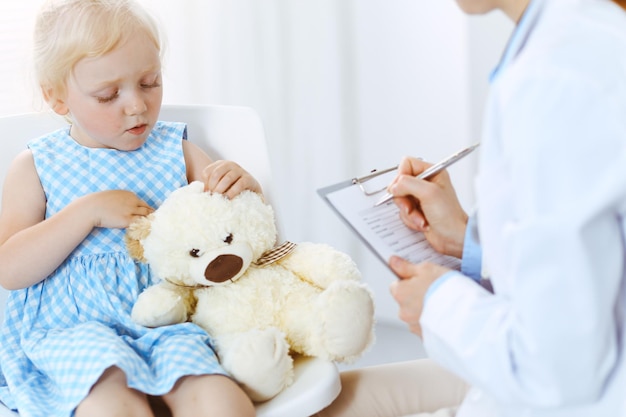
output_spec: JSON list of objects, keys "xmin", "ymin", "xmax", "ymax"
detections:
[
  {"xmin": 214, "ymin": 329, "xmax": 295, "ymax": 402},
  {"xmin": 131, "ymin": 285, "xmax": 188, "ymax": 328},
  {"xmin": 310, "ymin": 281, "xmax": 375, "ymax": 362}
]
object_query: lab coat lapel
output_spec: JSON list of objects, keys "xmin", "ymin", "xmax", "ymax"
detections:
[{"xmin": 489, "ymin": 0, "xmax": 545, "ymax": 82}]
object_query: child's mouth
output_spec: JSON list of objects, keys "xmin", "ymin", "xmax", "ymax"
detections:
[{"xmin": 128, "ymin": 124, "xmax": 147, "ymax": 135}]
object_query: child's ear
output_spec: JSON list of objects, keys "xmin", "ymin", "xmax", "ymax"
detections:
[{"xmin": 41, "ymin": 86, "xmax": 69, "ymax": 116}]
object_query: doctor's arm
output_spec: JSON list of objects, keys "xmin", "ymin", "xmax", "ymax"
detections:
[{"xmin": 388, "ymin": 157, "xmax": 483, "ymax": 337}]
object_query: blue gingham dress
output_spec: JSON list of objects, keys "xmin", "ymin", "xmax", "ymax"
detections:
[{"xmin": 0, "ymin": 122, "xmax": 226, "ymax": 417}]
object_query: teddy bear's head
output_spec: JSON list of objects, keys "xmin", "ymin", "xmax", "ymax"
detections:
[{"xmin": 126, "ymin": 181, "xmax": 277, "ymax": 287}]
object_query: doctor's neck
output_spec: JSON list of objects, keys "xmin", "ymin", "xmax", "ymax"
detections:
[{"xmin": 501, "ymin": 0, "xmax": 530, "ymax": 22}]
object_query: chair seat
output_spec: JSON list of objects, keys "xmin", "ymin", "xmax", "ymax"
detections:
[{"xmin": 256, "ymin": 356, "xmax": 341, "ymax": 417}]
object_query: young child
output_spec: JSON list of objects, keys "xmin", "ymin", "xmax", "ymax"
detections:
[{"xmin": 0, "ymin": 1, "xmax": 258, "ymax": 416}]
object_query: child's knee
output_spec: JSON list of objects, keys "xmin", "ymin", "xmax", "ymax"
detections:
[
  {"xmin": 75, "ymin": 367, "xmax": 153, "ymax": 417},
  {"xmin": 164, "ymin": 374, "xmax": 255, "ymax": 417}
]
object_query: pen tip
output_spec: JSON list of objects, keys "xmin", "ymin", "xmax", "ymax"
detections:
[{"xmin": 374, "ymin": 194, "xmax": 392, "ymax": 207}]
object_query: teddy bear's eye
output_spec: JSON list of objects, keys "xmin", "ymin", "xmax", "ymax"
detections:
[
  {"xmin": 189, "ymin": 249, "xmax": 201, "ymax": 258},
  {"xmin": 224, "ymin": 233, "xmax": 233, "ymax": 244}
]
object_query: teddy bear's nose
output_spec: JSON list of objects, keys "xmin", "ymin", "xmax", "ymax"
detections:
[{"xmin": 204, "ymin": 254, "xmax": 243, "ymax": 283}]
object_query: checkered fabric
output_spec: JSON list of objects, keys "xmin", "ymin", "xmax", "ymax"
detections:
[
  {"xmin": 0, "ymin": 122, "xmax": 227, "ymax": 417},
  {"xmin": 254, "ymin": 241, "xmax": 297, "ymax": 266}
]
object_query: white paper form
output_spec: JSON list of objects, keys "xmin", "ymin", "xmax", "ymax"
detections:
[{"xmin": 318, "ymin": 168, "xmax": 460, "ymax": 272}]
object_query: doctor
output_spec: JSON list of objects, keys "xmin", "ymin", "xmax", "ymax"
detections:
[{"xmin": 316, "ymin": 0, "xmax": 626, "ymax": 416}]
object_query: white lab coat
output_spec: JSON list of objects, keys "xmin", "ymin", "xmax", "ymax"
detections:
[{"xmin": 421, "ymin": 0, "xmax": 626, "ymax": 416}]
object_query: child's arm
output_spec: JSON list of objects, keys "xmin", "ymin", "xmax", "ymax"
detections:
[
  {"xmin": 0, "ymin": 150, "xmax": 153, "ymax": 290},
  {"xmin": 182, "ymin": 140, "xmax": 263, "ymax": 198}
]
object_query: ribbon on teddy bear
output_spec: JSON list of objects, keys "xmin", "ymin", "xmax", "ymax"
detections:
[{"xmin": 253, "ymin": 241, "xmax": 297, "ymax": 266}]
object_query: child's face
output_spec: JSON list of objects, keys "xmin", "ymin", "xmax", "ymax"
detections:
[{"xmin": 60, "ymin": 31, "xmax": 163, "ymax": 150}]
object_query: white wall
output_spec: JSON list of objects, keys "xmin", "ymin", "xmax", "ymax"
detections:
[
  {"xmin": 339, "ymin": 4, "xmax": 512, "ymax": 323},
  {"xmin": 337, "ymin": 1, "xmax": 473, "ymax": 323},
  {"xmin": 0, "ymin": 1, "xmax": 513, "ymax": 325}
]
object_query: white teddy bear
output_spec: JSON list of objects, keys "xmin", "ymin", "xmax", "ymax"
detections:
[{"xmin": 125, "ymin": 181, "xmax": 375, "ymax": 402}]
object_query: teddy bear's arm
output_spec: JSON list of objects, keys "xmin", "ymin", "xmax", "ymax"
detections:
[
  {"xmin": 277, "ymin": 242, "xmax": 361, "ymax": 289},
  {"xmin": 131, "ymin": 282, "xmax": 196, "ymax": 328}
]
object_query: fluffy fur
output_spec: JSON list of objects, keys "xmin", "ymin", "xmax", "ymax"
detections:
[{"xmin": 126, "ymin": 181, "xmax": 375, "ymax": 401}]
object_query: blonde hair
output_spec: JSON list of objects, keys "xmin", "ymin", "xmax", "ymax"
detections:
[{"xmin": 33, "ymin": 0, "xmax": 162, "ymax": 99}]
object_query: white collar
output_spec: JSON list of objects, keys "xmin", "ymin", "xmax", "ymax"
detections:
[{"xmin": 489, "ymin": 0, "xmax": 545, "ymax": 82}]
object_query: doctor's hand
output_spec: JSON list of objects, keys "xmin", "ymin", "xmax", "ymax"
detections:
[
  {"xmin": 389, "ymin": 256, "xmax": 450, "ymax": 338},
  {"xmin": 388, "ymin": 156, "xmax": 468, "ymax": 258}
]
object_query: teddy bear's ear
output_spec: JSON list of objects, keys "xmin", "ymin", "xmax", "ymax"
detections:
[{"xmin": 125, "ymin": 215, "xmax": 153, "ymax": 262}]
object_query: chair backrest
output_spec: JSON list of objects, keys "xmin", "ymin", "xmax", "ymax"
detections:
[{"xmin": 0, "ymin": 112, "xmax": 67, "ymax": 198}]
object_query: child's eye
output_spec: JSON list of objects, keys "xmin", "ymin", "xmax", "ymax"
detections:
[
  {"xmin": 96, "ymin": 92, "xmax": 119, "ymax": 103},
  {"xmin": 142, "ymin": 82, "xmax": 161, "ymax": 89},
  {"xmin": 140, "ymin": 79, "xmax": 161, "ymax": 89}
]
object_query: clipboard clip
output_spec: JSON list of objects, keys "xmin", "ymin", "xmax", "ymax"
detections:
[{"xmin": 351, "ymin": 166, "xmax": 398, "ymax": 196}]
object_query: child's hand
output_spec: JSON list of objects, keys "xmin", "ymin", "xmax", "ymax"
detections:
[
  {"xmin": 202, "ymin": 160, "xmax": 263, "ymax": 199},
  {"xmin": 88, "ymin": 190, "xmax": 154, "ymax": 229}
]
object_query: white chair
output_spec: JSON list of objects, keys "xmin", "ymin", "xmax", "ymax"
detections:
[{"xmin": 0, "ymin": 104, "xmax": 341, "ymax": 417}]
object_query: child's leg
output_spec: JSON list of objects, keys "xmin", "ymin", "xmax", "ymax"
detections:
[
  {"xmin": 162, "ymin": 374, "xmax": 255, "ymax": 417},
  {"xmin": 75, "ymin": 366, "xmax": 154, "ymax": 417},
  {"xmin": 313, "ymin": 358, "xmax": 469, "ymax": 417},
  {"xmin": 148, "ymin": 396, "xmax": 172, "ymax": 417}
]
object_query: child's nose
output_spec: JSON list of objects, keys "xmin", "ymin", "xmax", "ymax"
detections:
[{"xmin": 125, "ymin": 93, "xmax": 147, "ymax": 116}]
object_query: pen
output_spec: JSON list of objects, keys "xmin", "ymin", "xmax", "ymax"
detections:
[{"xmin": 373, "ymin": 142, "xmax": 480, "ymax": 207}]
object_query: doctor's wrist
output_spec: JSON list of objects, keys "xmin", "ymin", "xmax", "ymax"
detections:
[{"xmin": 437, "ymin": 215, "xmax": 468, "ymax": 259}]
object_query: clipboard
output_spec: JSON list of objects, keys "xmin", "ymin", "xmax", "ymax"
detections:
[{"xmin": 317, "ymin": 167, "xmax": 461, "ymax": 272}]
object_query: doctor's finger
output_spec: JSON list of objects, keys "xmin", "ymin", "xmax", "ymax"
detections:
[
  {"xmin": 396, "ymin": 197, "xmax": 427, "ymax": 231},
  {"xmin": 389, "ymin": 255, "xmax": 420, "ymax": 280},
  {"xmin": 397, "ymin": 156, "xmax": 431, "ymax": 177},
  {"xmin": 390, "ymin": 175, "xmax": 441, "ymax": 211}
]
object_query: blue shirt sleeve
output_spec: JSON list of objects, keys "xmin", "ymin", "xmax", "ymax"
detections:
[
  {"xmin": 425, "ymin": 214, "xmax": 483, "ymax": 300},
  {"xmin": 460, "ymin": 214, "xmax": 482, "ymax": 282}
]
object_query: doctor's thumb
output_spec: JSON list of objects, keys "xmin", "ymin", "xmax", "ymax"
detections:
[{"xmin": 389, "ymin": 256, "xmax": 418, "ymax": 280}]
